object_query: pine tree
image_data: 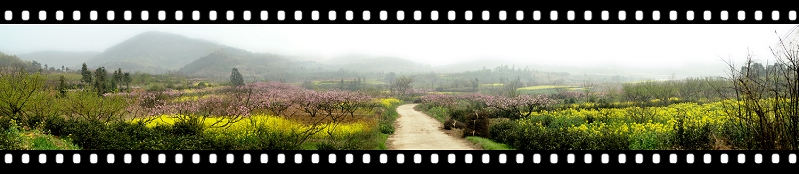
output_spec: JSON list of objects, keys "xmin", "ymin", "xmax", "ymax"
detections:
[
  {"xmin": 123, "ymin": 72, "xmax": 131, "ymax": 92},
  {"xmin": 113, "ymin": 68, "xmax": 123, "ymax": 90},
  {"xmin": 93, "ymin": 67, "xmax": 108, "ymax": 96},
  {"xmin": 58, "ymin": 75, "xmax": 67, "ymax": 97},
  {"xmin": 110, "ymin": 77, "xmax": 117, "ymax": 93},
  {"xmin": 80, "ymin": 63, "xmax": 92, "ymax": 84},
  {"xmin": 230, "ymin": 68, "xmax": 244, "ymax": 87}
]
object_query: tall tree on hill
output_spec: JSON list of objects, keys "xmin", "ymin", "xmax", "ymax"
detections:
[
  {"xmin": 123, "ymin": 72, "xmax": 131, "ymax": 92},
  {"xmin": 473, "ymin": 78, "xmax": 479, "ymax": 92},
  {"xmin": 93, "ymin": 67, "xmax": 109, "ymax": 96},
  {"xmin": 384, "ymin": 72, "xmax": 396, "ymax": 83},
  {"xmin": 30, "ymin": 61, "xmax": 42, "ymax": 73},
  {"xmin": 113, "ymin": 68, "xmax": 123, "ymax": 90},
  {"xmin": 81, "ymin": 63, "xmax": 92, "ymax": 85},
  {"xmin": 58, "ymin": 75, "xmax": 67, "ymax": 97},
  {"xmin": 230, "ymin": 68, "xmax": 244, "ymax": 87}
]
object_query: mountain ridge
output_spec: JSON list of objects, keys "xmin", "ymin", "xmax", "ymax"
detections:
[
  {"xmin": 13, "ymin": 30, "xmax": 726, "ymax": 81},
  {"xmin": 84, "ymin": 31, "xmax": 225, "ymax": 74}
]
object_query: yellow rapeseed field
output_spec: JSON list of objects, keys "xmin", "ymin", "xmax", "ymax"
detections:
[
  {"xmin": 129, "ymin": 114, "xmax": 373, "ymax": 139},
  {"xmin": 515, "ymin": 98, "xmax": 793, "ymax": 149},
  {"xmin": 377, "ymin": 98, "xmax": 401, "ymax": 108},
  {"xmin": 171, "ymin": 94, "xmax": 217, "ymax": 102}
]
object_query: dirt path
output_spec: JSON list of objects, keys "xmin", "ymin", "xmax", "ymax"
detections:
[{"xmin": 387, "ymin": 104, "xmax": 479, "ymax": 150}]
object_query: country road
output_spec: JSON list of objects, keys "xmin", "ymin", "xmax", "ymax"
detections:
[{"xmin": 387, "ymin": 104, "xmax": 479, "ymax": 150}]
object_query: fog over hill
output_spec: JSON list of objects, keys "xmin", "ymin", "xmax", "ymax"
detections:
[
  {"xmin": 1, "ymin": 25, "xmax": 795, "ymax": 82},
  {"xmin": 16, "ymin": 50, "xmax": 100, "ymax": 70},
  {"xmin": 84, "ymin": 31, "xmax": 224, "ymax": 74}
]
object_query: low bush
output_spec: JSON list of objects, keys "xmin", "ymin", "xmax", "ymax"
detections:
[
  {"xmin": 443, "ymin": 118, "xmax": 467, "ymax": 130},
  {"xmin": 461, "ymin": 109, "xmax": 490, "ymax": 138}
]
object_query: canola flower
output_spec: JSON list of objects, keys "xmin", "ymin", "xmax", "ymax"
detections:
[
  {"xmin": 171, "ymin": 94, "xmax": 218, "ymax": 103},
  {"xmin": 377, "ymin": 98, "xmax": 401, "ymax": 108},
  {"xmin": 130, "ymin": 114, "xmax": 373, "ymax": 139},
  {"xmin": 513, "ymin": 98, "xmax": 792, "ymax": 149}
]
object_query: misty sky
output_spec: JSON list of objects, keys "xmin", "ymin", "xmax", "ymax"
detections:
[{"xmin": 0, "ymin": 24, "xmax": 797, "ymax": 68}]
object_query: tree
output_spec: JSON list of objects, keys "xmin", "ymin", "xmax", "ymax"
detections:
[
  {"xmin": 29, "ymin": 61, "xmax": 41, "ymax": 73},
  {"xmin": 64, "ymin": 90, "xmax": 129, "ymax": 123},
  {"xmin": 80, "ymin": 63, "xmax": 92, "ymax": 84},
  {"xmin": 473, "ymin": 78, "xmax": 479, "ymax": 92},
  {"xmin": 123, "ymin": 72, "xmax": 132, "ymax": 92},
  {"xmin": 390, "ymin": 75, "xmax": 414, "ymax": 99},
  {"xmin": 502, "ymin": 76, "xmax": 523, "ymax": 97},
  {"xmin": 428, "ymin": 72, "xmax": 438, "ymax": 89},
  {"xmin": 111, "ymin": 68, "xmax": 125, "ymax": 91},
  {"xmin": 0, "ymin": 71, "xmax": 46, "ymax": 121},
  {"xmin": 58, "ymin": 75, "xmax": 67, "ymax": 97},
  {"xmin": 93, "ymin": 67, "xmax": 109, "ymax": 96},
  {"xmin": 230, "ymin": 68, "xmax": 245, "ymax": 87},
  {"xmin": 716, "ymin": 27, "xmax": 799, "ymax": 150},
  {"xmin": 384, "ymin": 72, "xmax": 396, "ymax": 83}
]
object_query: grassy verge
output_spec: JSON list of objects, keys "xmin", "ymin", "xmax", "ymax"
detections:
[
  {"xmin": 414, "ymin": 104, "xmax": 448, "ymax": 123},
  {"xmin": 376, "ymin": 133, "xmax": 388, "ymax": 150},
  {"xmin": 465, "ymin": 136, "xmax": 514, "ymax": 150},
  {"xmin": 1, "ymin": 126, "xmax": 80, "ymax": 150},
  {"xmin": 375, "ymin": 98, "xmax": 403, "ymax": 150}
]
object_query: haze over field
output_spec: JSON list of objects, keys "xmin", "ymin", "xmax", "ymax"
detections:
[{"xmin": 0, "ymin": 24, "xmax": 796, "ymax": 80}]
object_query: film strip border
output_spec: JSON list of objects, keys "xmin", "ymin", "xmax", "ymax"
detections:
[
  {"xmin": 0, "ymin": 9, "xmax": 798, "ymax": 24},
  {"xmin": 1, "ymin": 150, "xmax": 798, "ymax": 165}
]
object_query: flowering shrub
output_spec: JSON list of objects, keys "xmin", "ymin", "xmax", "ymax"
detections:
[
  {"xmin": 113, "ymin": 81, "xmax": 385, "ymax": 149},
  {"xmin": 419, "ymin": 93, "xmax": 558, "ymax": 119}
]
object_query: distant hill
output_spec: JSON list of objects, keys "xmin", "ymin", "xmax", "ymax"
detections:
[
  {"xmin": 84, "ymin": 31, "xmax": 224, "ymax": 74},
  {"xmin": 179, "ymin": 48, "xmax": 440, "ymax": 82},
  {"xmin": 0, "ymin": 51, "xmax": 28, "ymax": 69},
  {"xmin": 16, "ymin": 50, "xmax": 99, "ymax": 70},
  {"xmin": 178, "ymin": 47, "xmax": 294, "ymax": 80},
  {"xmin": 0, "ymin": 51, "xmax": 40, "ymax": 73},
  {"xmin": 433, "ymin": 58, "xmax": 525, "ymax": 73},
  {"xmin": 323, "ymin": 54, "xmax": 376, "ymax": 65},
  {"xmin": 325, "ymin": 54, "xmax": 432, "ymax": 73}
]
